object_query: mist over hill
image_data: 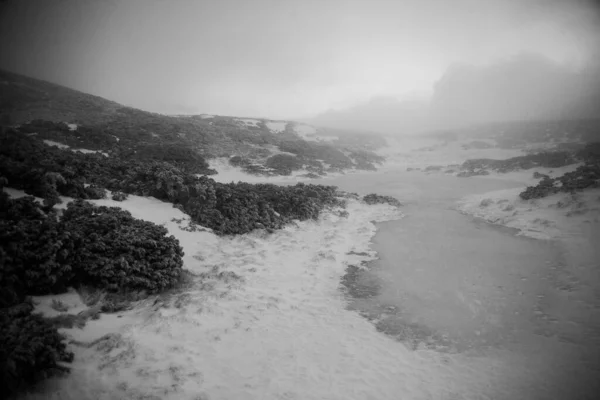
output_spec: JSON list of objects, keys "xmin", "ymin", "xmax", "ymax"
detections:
[
  {"xmin": 0, "ymin": 69, "xmax": 387, "ymax": 177},
  {"xmin": 309, "ymin": 53, "xmax": 600, "ymax": 135}
]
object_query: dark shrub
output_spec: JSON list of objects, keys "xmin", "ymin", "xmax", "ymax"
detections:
[
  {"xmin": 111, "ymin": 191, "xmax": 128, "ymax": 201},
  {"xmin": 0, "ymin": 301, "xmax": 74, "ymax": 398},
  {"xmin": 265, "ymin": 154, "xmax": 303, "ymax": 175},
  {"xmin": 61, "ymin": 200, "xmax": 184, "ymax": 292},
  {"xmin": 228, "ymin": 155, "xmax": 249, "ymax": 167},
  {"xmin": 520, "ymin": 162, "xmax": 600, "ymax": 199},
  {"xmin": 83, "ymin": 184, "xmax": 106, "ymax": 199},
  {"xmin": 363, "ymin": 194, "xmax": 402, "ymax": 207},
  {"xmin": 0, "ymin": 193, "xmax": 74, "ymax": 305}
]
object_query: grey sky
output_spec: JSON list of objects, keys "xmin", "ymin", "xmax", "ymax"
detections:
[{"xmin": 1, "ymin": 0, "xmax": 599, "ymax": 122}]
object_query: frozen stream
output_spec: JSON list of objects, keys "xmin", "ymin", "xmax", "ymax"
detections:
[{"xmin": 322, "ymin": 170, "xmax": 600, "ymax": 399}]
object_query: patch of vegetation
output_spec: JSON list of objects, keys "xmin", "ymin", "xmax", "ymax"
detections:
[
  {"xmin": 0, "ymin": 191, "xmax": 185, "ymax": 305},
  {"xmin": 1, "ymin": 70, "xmax": 391, "ymax": 177},
  {"xmin": 278, "ymin": 140, "xmax": 354, "ymax": 171},
  {"xmin": 461, "ymin": 151, "xmax": 576, "ymax": 173},
  {"xmin": 61, "ymin": 200, "xmax": 184, "ymax": 292},
  {"xmin": 264, "ymin": 154, "xmax": 303, "ymax": 175},
  {"xmin": 456, "ymin": 169, "xmax": 490, "ymax": 177},
  {"xmin": 0, "ymin": 301, "xmax": 74, "ymax": 398},
  {"xmin": 519, "ymin": 161, "xmax": 600, "ymax": 200},
  {"xmin": 0, "ymin": 129, "xmax": 347, "ymax": 236},
  {"xmin": 111, "ymin": 191, "xmax": 128, "ymax": 201},
  {"xmin": 362, "ymin": 194, "xmax": 402, "ymax": 207}
]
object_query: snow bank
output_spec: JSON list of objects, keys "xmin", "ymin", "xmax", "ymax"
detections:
[
  {"xmin": 41, "ymin": 140, "xmax": 109, "ymax": 157},
  {"xmin": 72, "ymin": 148, "xmax": 109, "ymax": 157},
  {"xmin": 457, "ymin": 186, "xmax": 600, "ymax": 240},
  {"xmin": 43, "ymin": 140, "xmax": 69, "ymax": 149}
]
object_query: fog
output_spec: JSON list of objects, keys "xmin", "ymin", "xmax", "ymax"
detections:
[
  {"xmin": 311, "ymin": 52, "xmax": 600, "ymax": 134},
  {"xmin": 0, "ymin": 0, "xmax": 599, "ymax": 131}
]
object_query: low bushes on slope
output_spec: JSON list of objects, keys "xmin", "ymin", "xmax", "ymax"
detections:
[
  {"xmin": 61, "ymin": 200, "xmax": 184, "ymax": 292},
  {"xmin": 0, "ymin": 193, "xmax": 185, "ymax": 303},
  {"xmin": 1, "ymin": 176, "xmax": 185, "ymax": 396},
  {"xmin": 519, "ymin": 143, "xmax": 600, "ymax": 200},
  {"xmin": 519, "ymin": 161, "xmax": 600, "ymax": 200},
  {"xmin": 0, "ymin": 130, "xmax": 345, "ymax": 235},
  {"xmin": 0, "ymin": 301, "xmax": 74, "ymax": 399},
  {"xmin": 362, "ymin": 193, "xmax": 402, "ymax": 207},
  {"xmin": 264, "ymin": 154, "xmax": 303, "ymax": 175},
  {"xmin": 462, "ymin": 151, "xmax": 576, "ymax": 173}
]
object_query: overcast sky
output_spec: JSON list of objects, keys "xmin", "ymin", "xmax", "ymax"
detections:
[{"xmin": 1, "ymin": 0, "xmax": 599, "ymax": 123}]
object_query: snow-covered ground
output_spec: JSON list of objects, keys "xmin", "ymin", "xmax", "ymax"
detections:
[
  {"xmin": 7, "ymin": 185, "xmax": 533, "ymax": 400},
  {"xmin": 265, "ymin": 121, "xmax": 287, "ymax": 133},
  {"xmin": 456, "ymin": 167, "xmax": 599, "ymax": 240},
  {"xmin": 206, "ymin": 158, "xmax": 314, "ymax": 184},
  {"xmin": 42, "ymin": 140, "xmax": 109, "ymax": 157}
]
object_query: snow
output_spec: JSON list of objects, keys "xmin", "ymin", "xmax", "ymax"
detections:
[
  {"xmin": 41, "ymin": 140, "xmax": 108, "ymax": 157},
  {"xmin": 72, "ymin": 148, "xmax": 109, "ymax": 157},
  {"xmin": 67, "ymin": 123, "xmax": 78, "ymax": 131},
  {"xmin": 266, "ymin": 121, "xmax": 287, "ymax": 133},
  {"xmin": 457, "ymin": 183, "xmax": 600, "ymax": 241},
  {"xmin": 206, "ymin": 158, "xmax": 318, "ymax": 184},
  {"xmin": 43, "ymin": 140, "xmax": 70, "ymax": 149},
  {"xmin": 200, "ymin": 114, "xmax": 214, "ymax": 119},
  {"xmin": 8, "ymin": 187, "xmax": 520, "ymax": 400}
]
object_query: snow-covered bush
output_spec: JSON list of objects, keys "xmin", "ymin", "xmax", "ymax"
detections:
[
  {"xmin": 61, "ymin": 200, "xmax": 184, "ymax": 292},
  {"xmin": 362, "ymin": 193, "xmax": 402, "ymax": 207},
  {"xmin": 0, "ymin": 301, "xmax": 73, "ymax": 398},
  {"xmin": 111, "ymin": 191, "xmax": 128, "ymax": 201}
]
